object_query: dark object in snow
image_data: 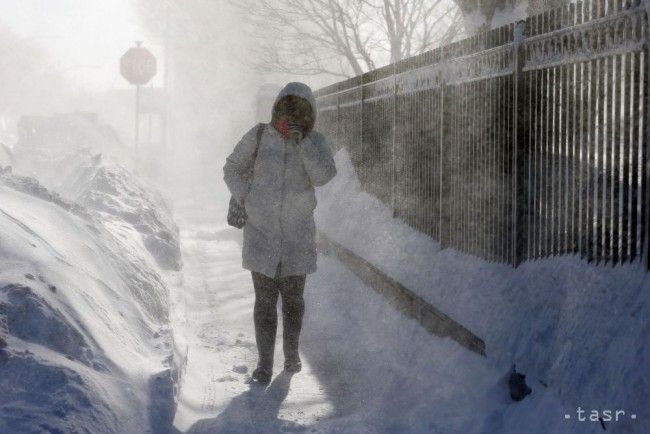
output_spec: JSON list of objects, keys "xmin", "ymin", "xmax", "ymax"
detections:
[
  {"xmin": 227, "ymin": 124, "xmax": 264, "ymax": 229},
  {"xmin": 232, "ymin": 364, "xmax": 248, "ymax": 374},
  {"xmin": 252, "ymin": 366, "xmax": 272, "ymax": 384},
  {"xmin": 24, "ymin": 273, "xmax": 35, "ymax": 280},
  {"xmin": 0, "ymin": 302, "xmax": 8, "ymax": 349},
  {"xmin": 509, "ymin": 365, "xmax": 532, "ymax": 402},
  {"xmin": 48, "ymin": 284, "xmax": 57, "ymax": 293},
  {"xmin": 599, "ymin": 416, "xmax": 607, "ymax": 431}
]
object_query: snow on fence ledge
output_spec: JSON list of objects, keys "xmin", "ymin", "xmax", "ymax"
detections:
[
  {"xmin": 316, "ymin": 232, "xmax": 487, "ymax": 356},
  {"xmin": 314, "ymin": 0, "xmax": 650, "ymax": 269}
]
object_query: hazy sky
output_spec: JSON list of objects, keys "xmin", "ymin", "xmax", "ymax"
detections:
[{"xmin": 0, "ymin": 0, "xmax": 164, "ymax": 91}]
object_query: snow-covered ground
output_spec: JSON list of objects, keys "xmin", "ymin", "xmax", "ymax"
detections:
[
  {"xmin": 156, "ymin": 146, "xmax": 649, "ymax": 433},
  {"xmin": 169, "ymin": 219, "xmax": 333, "ymax": 433},
  {"xmin": 0, "ymin": 162, "xmax": 180, "ymax": 433},
  {"xmin": 1, "ymin": 139, "xmax": 646, "ymax": 433},
  {"xmin": 166, "ymin": 215, "xmax": 581, "ymax": 434}
]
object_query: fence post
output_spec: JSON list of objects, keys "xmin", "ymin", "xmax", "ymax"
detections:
[{"xmin": 512, "ymin": 20, "xmax": 528, "ymax": 267}]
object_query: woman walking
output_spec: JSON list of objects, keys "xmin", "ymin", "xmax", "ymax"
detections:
[{"xmin": 223, "ymin": 82, "xmax": 336, "ymax": 384}]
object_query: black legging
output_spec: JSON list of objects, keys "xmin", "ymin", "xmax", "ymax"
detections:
[{"xmin": 251, "ymin": 269, "xmax": 306, "ymax": 369}]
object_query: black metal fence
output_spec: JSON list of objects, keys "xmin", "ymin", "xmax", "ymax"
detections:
[{"xmin": 314, "ymin": 0, "xmax": 649, "ymax": 268}]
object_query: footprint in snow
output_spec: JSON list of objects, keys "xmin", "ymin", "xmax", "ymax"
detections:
[{"xmin": 232, "ymin": 365, "xmax": 248, "ymax": 374}]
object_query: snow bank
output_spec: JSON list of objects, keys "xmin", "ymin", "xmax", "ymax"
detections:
[
  {"xmin": 14, "ymin": 151, "xmax": 182, "ymax": 272},
  {"xmin": 315, "ymin": 149, "xmax": 648, "ymax": 433},
  {"xmin": 305, "ymin": 256, "xmax": 592, "ymax": 434},
  {"xmin": 0, "ymin": 167, "xmax": 178, "ymax": 433}
]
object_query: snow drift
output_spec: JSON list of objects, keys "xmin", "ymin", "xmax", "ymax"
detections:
[
  {"xmin": 0, "ymin": 165, "xmax": 181, "ymax": 433},
  {"xmin": 14, "ymin": 149, "xmax": 182, "ymax": 272},
  {"xmin": 315, "ymin": 148, "xmax": 649, "ymax": 433}
]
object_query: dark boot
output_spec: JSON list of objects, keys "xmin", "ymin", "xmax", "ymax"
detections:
[
  {"xmin": 279, "ymin": 274, "xmax": 305, "ymax": 373},
  {"xmin": 252, "ymin": 366, "xmax": 272, "ymax": 384},
  {"xmin": 251, "ymin": 271, "xmax": 280, "ymax": 381}
]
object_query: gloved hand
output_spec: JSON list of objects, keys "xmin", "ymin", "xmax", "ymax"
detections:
[{"xmin": 288, "ymin": 122, "xmax": 303, "ymax": 142}]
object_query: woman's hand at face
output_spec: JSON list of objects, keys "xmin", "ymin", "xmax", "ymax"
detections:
[{"xmin": 288, "ymin": 122, "xmax": 304, "ymax": 142}]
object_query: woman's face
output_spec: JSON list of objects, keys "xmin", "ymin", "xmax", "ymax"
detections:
[{"xmin": 275, "ymin": 95, "xmax": 314, "ymax": 132}]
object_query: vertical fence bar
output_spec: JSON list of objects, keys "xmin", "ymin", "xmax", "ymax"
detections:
[
  {"xmin": 531, "ymin": 63, "xmax": 539, "ymax": 259},
  {"xmin": 459, "ymin": 78, "xmax": 465, "ymax": 253},
  {"xmin": 568, "ymin": 56, "xmax": 577, "ymax": 256},
  {"xmin": 630, "ymin": 50, "xmax": 640, "ymax": 261},
  {"xmin": 567, "ymin": 14, "xmax": 581, "ymax": 254},
  {"xmin": 612, "ymin": 53, "xmax": 621, "ymax": 265},
  {"xmin": 553, "ymin": 63, "xmax": 561, "ymax": 256},
  {"xmin": 555, "ymin": 61, "xmax": 563, "ymax": 257},
  {"xmin": 587, "ymin": 56, "xmax": 597, "ymax": 262},
  {"xmin": 494, "ymin": 73, "xmax": 499, "ymax": 262},
  {"xmin": 541, "ymin": 56, "xmax": 551, "ymax": 257},
  {"xmin": 604, "ymin": 51, "xmax": 612, "ymax": 264},
  {"xmin": 640, "ymin": 37, "xmax": 650, "ymax": 270},
  {"xmin": 418, "ymin": 80, "xmax": 424, "ymax": 235},
  {"xmin": 532, "ymin": 17, "xmax": 540, "ymax": 259},
  {"xmin": 481, "ymin": 43, "xmax": 488, "ymax": 260},
  {"xmin": 464, "ymin": 79, "xmax": 470, "ymax": 254},
  {"xmin": 454, "ymin": 83, "xmax": 460, "ymax": 251},
  {"xmin": 596, "ymin": 51, "xmax": 605, "ymax": 263},
  {"xmin": 562, "ymin": 61, "xmax": 570, "ymax": 255},
  {"xmin": 440, "ymin": 56, "xmax": 449, "ymax": 249},
  {"xmin": 621, "ymin": 51, "xmax": 631, "ymax": 262},
  {"xmin": 579, "ymin": 58, "xmax": 587, "ymax": 259},
  {"xmin": 573, "ymin": 1, "xmax": 587, "ymax": 258}
]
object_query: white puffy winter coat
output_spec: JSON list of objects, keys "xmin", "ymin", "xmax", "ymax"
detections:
[{"xmin": 223, "ymin": 83, "xmax": 337, "ymax": 278}]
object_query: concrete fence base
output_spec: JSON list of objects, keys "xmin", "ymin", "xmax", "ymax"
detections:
[{"xmin": 317, "ymin": 232, "xmax": 486, "ymax": 357}]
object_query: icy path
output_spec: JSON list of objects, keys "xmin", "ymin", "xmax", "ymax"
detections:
[{"xmin": 170, "ymin": 222, "xmax": 333, "ymax": 433}]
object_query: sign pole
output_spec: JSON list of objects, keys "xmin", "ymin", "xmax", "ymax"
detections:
[
  {"xmin": 135, "ymin": 84, "xmax": 140, "ymax": 154},
  {"xmin": 148, "ymin": 83, "xmax": 153, "ymax": 147},
  {"xmin": 120, "ymin": 40, "xmax": 157, "ymax": 169}
]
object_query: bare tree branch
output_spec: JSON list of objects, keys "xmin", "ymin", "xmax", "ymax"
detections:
[{"xmin": 145, "ymin": 0, "xmax": 463, "ymax": 79}]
